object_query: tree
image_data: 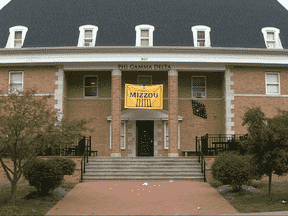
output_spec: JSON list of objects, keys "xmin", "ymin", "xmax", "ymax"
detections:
[
  {"xmin": 0, "ymin": 88, "xmax": 95, "ymax": 205},
  {"xmin": 241, "ymin": 106, "xmax": 288, "ymax": 200}
]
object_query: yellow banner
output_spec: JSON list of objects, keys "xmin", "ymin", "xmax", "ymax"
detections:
[{"xmin": 125, "ymin": 84, "xmax": 163, "ymax": 109}]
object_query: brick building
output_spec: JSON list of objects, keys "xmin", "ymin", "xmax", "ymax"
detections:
[{"xmin": 0, "ymin": 0, "xmax": 288, "ymax": 157}]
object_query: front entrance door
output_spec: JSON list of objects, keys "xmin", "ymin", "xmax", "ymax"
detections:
[{"xmin": 136, "ymin": 121, "xmax": 154, "ymax": 156}]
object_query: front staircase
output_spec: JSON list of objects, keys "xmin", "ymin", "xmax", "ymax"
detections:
[{"xmin": 81, "ymin": 156, "xmax": 204, "ymax": 182}]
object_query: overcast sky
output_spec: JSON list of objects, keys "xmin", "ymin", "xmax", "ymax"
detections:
[{"xmin": 0, "ymin": 0, "xmax": 288, "ymax": 11}]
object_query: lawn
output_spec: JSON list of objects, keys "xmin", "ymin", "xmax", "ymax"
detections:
[
  {"xmin": 0, "ymin": 179, "xmax": 77, "ymax": 215},
  {"xmin": 209, "ymin": 173, "xmax": 288, "ymax": 213}
]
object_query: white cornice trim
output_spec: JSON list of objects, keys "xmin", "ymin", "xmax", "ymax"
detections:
[
  {"xmin": 0, "ymin": 47, "xmax": 288, "ymax": 65},
  {"xmin": 234, "ymin": 94, "xmax": 288, "ymax": 97}
]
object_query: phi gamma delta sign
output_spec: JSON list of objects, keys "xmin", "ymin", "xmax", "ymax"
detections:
[{"xmin": 125, "ymin": 84, "xmax": 163, "ymax": 109}]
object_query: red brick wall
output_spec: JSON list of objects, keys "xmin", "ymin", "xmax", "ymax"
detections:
[{"xmin": 231, "ymin": 67, "xmax": 288, "ymax": 134}]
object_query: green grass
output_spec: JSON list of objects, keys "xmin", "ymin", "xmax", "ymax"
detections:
[
  {"xmin": 0, "ymin": 179, "xmax": 77, "ymax": 215},
  {"xmin": 209, "ymin": 178, "xmax": 288, "ymax": 213}
]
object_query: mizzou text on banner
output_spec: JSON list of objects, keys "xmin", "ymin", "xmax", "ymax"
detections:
[{"xmin": 125, "ymin": 84, "xmax": 163, "ymax": 109}]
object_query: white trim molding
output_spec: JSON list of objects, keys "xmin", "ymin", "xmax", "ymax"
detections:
[
  {"xmin": 191, "ymin": 25, "xmax": 211, "ymax": 47},
  {"xmin": 6, "ymin": 26, "xmax": 28, "ymax": 48},
  {"xmin": 2, "ymin": 47, "xmax": 288, "ymax": 65},
  {"xmin": 77, "ymin": 25, "xmax": 99, "ymax": 47},
  {"xmin": 135, "ymin": 24, "xmax": 155, "ymax": 47},
  {"xmin": 224, "ymin": 67, "xmax": 235, "ymax": 136},
  {"xmin": 261, "ymin": 27, "xmax": 283, "ymax": 49},
  {"xmin": 234, "ymin": 94, "xmax": 288, "ymax": 97},
  {"xmin": 54, "ymin": 67, "xmax": 64, "ymax": 122}
]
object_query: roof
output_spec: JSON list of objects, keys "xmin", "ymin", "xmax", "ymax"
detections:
[
  {"xmin": 106, "ymin": 109, "xmax": 184, "ymax": 121},
  {"xmin": 0, "ymin": 0, "xmax": 287, "ymax": 49}
]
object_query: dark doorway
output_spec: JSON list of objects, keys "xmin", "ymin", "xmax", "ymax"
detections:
[{"xmin": 136, "ymin": 121, "xmax": 154, "ymax": 156}]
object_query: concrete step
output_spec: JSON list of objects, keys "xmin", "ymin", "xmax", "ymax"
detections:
[
  {"xmin": 86, "ymin": 157, "xmax": 199, "ymax": 162},
  {"xmin": 85, "ymin": 162, "xmax": 201, "ymax": 168},
  {"xmin": 82, "ymin": 176, "xmax": 204, "ymax": 181},
  {"xmin": 81, "ymin": 156, "xmax": 204, "ymax": 182},
  {"xmin": 83, "ymin": 171, "xmax": 203, "ymax": 176},
  {"xmin": 84, "ymin": 167, "xmax": 201, "ymax": 170}
]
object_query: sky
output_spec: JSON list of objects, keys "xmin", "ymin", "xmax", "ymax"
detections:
[{"xmin": 0, "ymin": 0, "xmax": 288, "ymax": 10}]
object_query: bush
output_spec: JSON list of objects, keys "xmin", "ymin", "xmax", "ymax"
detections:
[
  {"xmin": 211, "ymin": 151, "xmax": 256, "ymax": 192},
  {"xmin": 48, "ymin": 157, "xmax": 76, "ymax": 176},
  {"xmin": 22, "ymin": 158, "xmax": 65, "ymax": 196}
]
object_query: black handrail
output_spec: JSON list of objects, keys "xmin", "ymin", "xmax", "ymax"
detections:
[
  {"xmin": 204, "ymin": 158, "xmax": 206, "ymax": 182},
  {"xmin": 81, "ymin": 157, "xmax": 83, "ymax": 182}
]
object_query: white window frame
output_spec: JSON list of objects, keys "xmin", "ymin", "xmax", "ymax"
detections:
[
  {"xmin": 5, "ymin": 26, "xmax": 28, "ymax": 48},
  {"xmin": 191, "ymin": 76, "xmax": 206, "ymax": 98},
  {"xmin": 164, "ymin": 121, "xmax": 180, "ymax": 150},
  {"xmin": 191, "ymin": 25, "xmax": 211, "ymax": 47},
  {"xmin": 77, "ymin": 25, "xmax": 99, "ymax": 47},
  {"xmin": 261, "ymin": 27, "xmax": 283, "ymax": 49},
  {"xmin": 109, "ymin": 121, "xmax": 126, "ymax": 149},
  {"xmin": 135, "ymin": 24, "xmax": 155, "ymax": 47},
  {"xmin": 265, "ymin": 72, "xmax": 280, "ymax": 95},
  {"xmin": 83, "ymin": 75, "xmax": 98, "ymax": 98},
  {"xmin": 121, "ymin": 121, "xmax": 126, "ymax": 149},
  {"xmin": 137, "ymin": 75, "xmax": 153, "ymax": 85},
  {"xmin": 9, "ymin": 71, "xmax": 24, "ymax": 94}
]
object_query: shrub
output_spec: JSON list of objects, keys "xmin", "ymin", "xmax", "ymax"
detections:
[
  {"xmin": 22, "ymin": 158, "xmax": 65, "ymax": 196},
  {"xmin": 48, "ymin": 157, "xmax": 76, "ymax": 176},
  {"xmin": 211, "ymin": 151, "xmax": 256, "ymax": 192}
]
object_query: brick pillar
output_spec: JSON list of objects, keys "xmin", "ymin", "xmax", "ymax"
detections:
[
  {"xmin": 168, "ymin": 69, "xmax": 178, "ymax": 157},
  {"xmin": 111, "ymin": 69, "xmax": 121, "ymax": 157}
]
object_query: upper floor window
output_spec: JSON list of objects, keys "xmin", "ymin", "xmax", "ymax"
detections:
[
  {"xmin": 191, "ymin": 25, "xmax": 211, "ymax": 47},
  {"xmin": 137, "ymin": 75, "xmax": 152, "ymax": 85},
  {"xmin": 78, "ymin": 25, "xmax": 99, "ymax": 47},
  {"xmin": 265, "ymin": 72, "xmax": 280, "ymax": 94},
  {"xmin": 9, "ymin": 71, "xmax": 24, "ymax": 94},
  {"xmin": 5, "ymin": 26, "xmax": 28, "ymax": 48},
  {"xmin": 261, "ymin": 27, "xmax": 283, "ymax": 49},
  {"xmin": 83, "ymin": 75, "xmax": 98, "ymax": 97},
  {"xmin": 191, "ymin": 76, "xmax": 206, "ymax": 98},
  {"xmin": 135, "ymin": 24, "xmax": 155, "ymax": 47}
]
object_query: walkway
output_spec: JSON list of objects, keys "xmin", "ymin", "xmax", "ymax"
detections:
[{"xmin": 46, "ymin": 180, "xmax": 239, "ymax": 215}]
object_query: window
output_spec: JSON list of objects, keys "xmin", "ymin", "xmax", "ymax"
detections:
[
  {"xmin": 191, "ymin": 76, "xmax": 206, "ymax": 98},
  {"xmin": 266, "ymin": 72, "xmax": 280, "ymax": 94},
  {"xmin": 84, "ymin": 30, "xmax": 93, "ymax": 46},
  {"xmin": 77, "ymin": 25, "xmax": 99, "ymax": 47},
  {"xmin": 197, "ymin": 31, "xmax": 205, "ymax": 47},
  {"xmin": 83, "ymin": 75, "xmax": 98, "ymax": 97},
  {"xmin": 137, "ymin": 75, "xmax": 152, "ymax": 85},
  {"xmin": 109, "ymin": 121, "xmax": 126, "ymax": 149},
  {"xmin": 135, "ymin": 24, "xmax": 155, "ymax": 47},
  {"xmin": 9, "ymin": 71, "xmax": 24, "ymax": 94},
  {"xmin": 261, "ymin": 27, "xmax": 283, "ymax": 49},
  {"xmin": 5, "ymin": 26, "xmax": 28, "ymax": 48},
  {"xmin": 191, "ymin": 25, "xmax": 211, "ymax": 47},
  {"xmin": 121, "ymin": 121, "xmax": 126, "ymax": 149},
  {"xmin": 164, "ymin": 121, "xmax": 180, "ymax": 150}
]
